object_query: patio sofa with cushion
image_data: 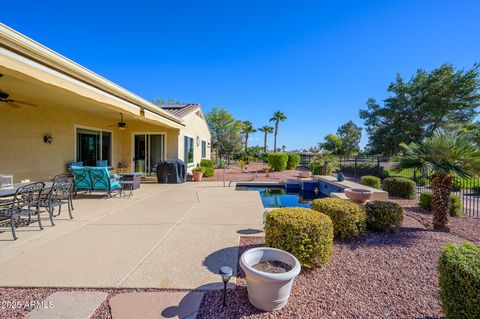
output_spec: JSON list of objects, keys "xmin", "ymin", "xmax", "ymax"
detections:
[{"xmin": 70, "ymin": 166, "xmax": 122, "ymax": 197}]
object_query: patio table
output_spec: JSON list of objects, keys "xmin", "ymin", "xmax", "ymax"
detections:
[{"xmin": 0, "ymin": 182, "xmax": 53, "ymax": 198}]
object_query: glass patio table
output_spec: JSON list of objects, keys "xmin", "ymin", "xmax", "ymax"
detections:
[{"xmin": 0, "ymin": 182, "xmax": 53, "ymax": 198}]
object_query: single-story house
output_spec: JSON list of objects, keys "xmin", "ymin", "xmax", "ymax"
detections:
[{"xmin": 0, "ymin": 23, "xmax": 211, "ymax": 183}]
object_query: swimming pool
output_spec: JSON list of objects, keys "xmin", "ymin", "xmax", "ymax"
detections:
[{"xmin": 235, "ymin": 186, "xmax": 327, "ymax": 208}]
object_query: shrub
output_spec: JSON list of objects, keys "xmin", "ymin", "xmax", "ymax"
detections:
[
  {"xmin": 311, "ymin": 198, "xmax": 366, "ymax": 239},
  {"xmin": 200, "ymin": 159, "xmax": 214, "ymax": 168},
  {"xmin": 382, "ymin": 177, "xmax": 416, "ymax": 199},
  {"xmin": 192, "ymin": 166, "xmax": 205, "ymax": 173},
  {"xmin": 267, "ymin": 153, "xmax": 289, "ymax": 171},
  {"xmin": 365, "ymin": 201, "xmax": 403, "ymax": 232},
  {"xmin": 202, "ymin": 167, "xmax": 214, "ymax": 177},
  {"xmin": 286, "ymin": 154, "xmax": 301, "ymax": 170},
  {"xmin": 265, "ymin": 208, "xmax": 334, "ymax": 268},
  {"xmin": 360, "ymin": 175, "xmax": 381, "ymax": 189},
  {"xmin": 340, "ymin": 163, "xmax": 390, "ymax": 179},
  {"xmin": 452, "ymin": 178, "xmax": 462, "ymax": 192},
  {"xmin": 438, "ymin": 242, "xmax": 480, "ymax": 318},
  {"xmin": 419, "ymin": 191, "xmax": 463, "ymax": 217}
]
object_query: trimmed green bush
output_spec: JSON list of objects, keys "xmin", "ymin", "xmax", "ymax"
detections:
[
  {"xmin": 340, "ymin": 163, "xmax": 390, "ymax": 179},
  {"xmin": 202, "ymin": 167, "xmax": 214, "ymax": 177},
  {"xmin": 365, "ymin": 201, "xmax": 403, "ymax": 232},
  {"xmin": 382, "ymin": 177, "xmax": 416, "ymax": 199},
  {"xmin": 311, "ymin": 198, "xmax": 366, "ymax": 239},
  {"xmin": 286, "ymin": 154, "xmax": 301, "ymax": 170},
  {"xmin": 200, "ymin": 159, "xmax": 214, "ymax": 168},
  {"xmin": 267, "ymin": 153, "xmax": 289, "ymax": 171},
  {"xmin": 418, "ymin": 191, "xmax": 463, "ymax": 217},
  {"xmin": 438, "ymin": 242, "xmax": 480, "ymax": 318},
  {"xmin": 265, "ymin": 208, "xmax": 334, "ymax": 268},
  {"xmin": 360, "ymin": 175, "xmax": 381, "ymax": 189}
]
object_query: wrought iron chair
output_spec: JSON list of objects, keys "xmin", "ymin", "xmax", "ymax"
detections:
[
  {"xmin": 53, "ymin": 173, "xmax": 75, "ymax": 211},
  {"xmin": 0, "ymin": 182, "xmax": 45, "ymax": 240},
  {"xmin": 37, "ymin": 176, "xmax": 74, "ymax": 226}
]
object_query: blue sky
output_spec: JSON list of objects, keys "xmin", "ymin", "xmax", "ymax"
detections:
[{"xmin": 2, "ymin": 1, "xmax": 479, "ymax": 150}]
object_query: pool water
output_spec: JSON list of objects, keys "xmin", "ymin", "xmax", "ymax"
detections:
[{"xmin": 235, "ymin": 186, "xmax": 327, "ymax": 208}]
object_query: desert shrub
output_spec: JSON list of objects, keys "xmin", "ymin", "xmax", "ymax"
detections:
[
  {"xmin": 311, "ymin": 198, "xmax": 366, "ymax": 239},
  {"xmin": 418, "ymin": 191, "xmax": 463, "ymax": 217},
  {"xmin": 200, "ymin": 159, "xmax": 214, "ymax": 168},
  {"xmin": 340, "ymin": 163, "xmax": 390, "ymax": 179},
  {"xmin": 286, "ymin": 154, "xmax": 301, "ymax": 170},
  {"xmin": 202, "ymin": 167, "xmax": 214, "ymax": 177},
  {"xmin": 360, "ymin": 175, "xmax": 381, "ymax": 189},
  {"xmin": 267, "ymin": 153, "xmax": 289, "ymax": 171},
  {"xmin": 438, "ymin": 242, "xmax": 480, "ymax": 318},
  {"xmin": 265, "ymin": 208, "xmax": 334, "ymax": 268},
  {"xmin": 382, "ymin": 177, "xmax": 416, "ymax": 199},
  {"xmin": 365, "ymin": 201, "xmax": 403, "ymax": 232}
]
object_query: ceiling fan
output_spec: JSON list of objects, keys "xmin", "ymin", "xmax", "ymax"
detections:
[
  {"xmin": 0, "ymin": 90, "xmax": 38, "ymax": 108},
  {"xmin": 109, "ymin": 113, "xmax": 127, "ymax": 129}
]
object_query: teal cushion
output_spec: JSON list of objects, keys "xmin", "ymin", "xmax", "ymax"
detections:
[{"xmin": 111, "ymin": 181, "xmax": 122, "ymax": 190}]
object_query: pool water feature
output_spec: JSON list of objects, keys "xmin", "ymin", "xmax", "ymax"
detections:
[{"xmin": 235, "ymin": 186, "xmax": 327, "ymax": 208}]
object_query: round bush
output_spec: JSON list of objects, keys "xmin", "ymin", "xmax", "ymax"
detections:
[
  {"xmin": 265, "ymin": 208, "xmax": 334, "ymax": 268},
  {"xmin": 360, "ymin": 175, "xmax": 381, "ymax": 189},
  {"xmin": 200, "ymin": 159, "xmax": 214, "ymax": 168},
  {"xmin": 382, "ymin": 177, "xmax": 416, "ymax": 199},
  {"xmin": 365, "ymin": 201, "xmax": 403, "ymax": 232},
  {"xmin": 267, "ymin": 153, "xmax": 289, "ymax": 171},
  {"xmin": 311, "ymin": 198, "xmax": 366, "ymax": 239},
  {"xmin": 438, "ymin": 242, "xmax": 480, "ymax": 318},
  {"xmin": 286, "ymin": 154, "xmax": 301, "ymax": 170},
  {"xmin": 419, "ymin": 191, "xmax": 463, "ymax": 217},
  {"xmin": 202, "ymin": 167, "xmax": 214, "ymax": 177}
]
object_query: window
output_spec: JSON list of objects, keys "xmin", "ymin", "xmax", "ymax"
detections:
[
  {"xmin": 184, "ymin": 136, "xmax": 194, "ymax": 164},
  {"xmin": 201, "ymin": 140, "xmax": 207, "ymax": 158},
  {"xmin": 76, "ymin": 127, "xmax": 112, "ymax": 166}
]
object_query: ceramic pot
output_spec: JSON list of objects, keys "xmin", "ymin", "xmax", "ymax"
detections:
[
  {"xmin": 344, "ymin": 188, "xmax": 373, "ymax": 203},
  {"xmin": 240, "ymin": 247, "xmax": 301, "ymax": 312},
  {"xmin": 337, "ymin": 172, "xmax": 345, "ymax": 182},
  {"xmin": 192, "ymin": 172, "xmax": 203, "ymax": 182}
]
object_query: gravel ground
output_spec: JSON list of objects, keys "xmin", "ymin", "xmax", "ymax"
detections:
[{"xmin": 197, "ymin": 207, "xmax": 477, "ymax": 318}]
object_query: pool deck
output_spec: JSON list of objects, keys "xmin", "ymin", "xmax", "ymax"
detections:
[{"xmin": 0, "ymin": 182, "xmax": 264, "ymax": 290}]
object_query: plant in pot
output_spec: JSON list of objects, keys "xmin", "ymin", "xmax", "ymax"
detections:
[{"xmin": 192, "ymin": 166, "xmax": 204, "ymax": 182}]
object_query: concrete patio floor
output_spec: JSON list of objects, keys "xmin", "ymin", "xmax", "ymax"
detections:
[{"xmin": 0, "ymin": 182, "xmax": 264, "ymax": 290}]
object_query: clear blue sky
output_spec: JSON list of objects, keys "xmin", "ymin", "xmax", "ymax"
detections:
[{"xmin": 2, "ymin": 0, "xmax": 479, "ymax": 150}]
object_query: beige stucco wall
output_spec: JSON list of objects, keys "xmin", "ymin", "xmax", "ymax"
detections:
[
  {"xmin": 0, "ymin": 100, "xmax": 179, "ymax": 183},
  {"xmin": 178, "ymin": 109, "xmax": 212, "ymax": 171}
]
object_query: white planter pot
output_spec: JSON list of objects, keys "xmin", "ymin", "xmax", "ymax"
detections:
[{"xmin": 240, "ymin": 247, "xmax": 301, "ymax": 312}]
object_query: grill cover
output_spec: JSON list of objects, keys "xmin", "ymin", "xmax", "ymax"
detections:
[{"xmin": 156, "ymin": 160, "xmax": 187, "ymax": 183}]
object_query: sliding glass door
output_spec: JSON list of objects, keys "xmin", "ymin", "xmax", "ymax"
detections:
[
  {"xmin": 76, "ymin": 127, "xmax": 112, "ymax": 166},
  {"xmin": 133, "ymin": 134, "xmax": 165, "ymax": 175}
]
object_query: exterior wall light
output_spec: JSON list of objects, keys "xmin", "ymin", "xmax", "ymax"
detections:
[
  {"xmin": 219, "ymin": 266, "xmax": 233, "ymax": 307},
  {"xmin": 43, "ymin": 133, "xmax": 53, "ymax": 144},
  {"xmin": 196, "ymin": 136, "xmax": 200, "ymax": 146}
]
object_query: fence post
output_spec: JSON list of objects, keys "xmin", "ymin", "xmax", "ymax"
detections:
[{"xmin": 354, "ymin": 156, "xmax": 357, "ymax": 182}]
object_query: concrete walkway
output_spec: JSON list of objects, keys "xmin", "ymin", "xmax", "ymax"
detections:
[{"xmin": 0, "ymin": 182, "xmax": 264, "ymax": 290}]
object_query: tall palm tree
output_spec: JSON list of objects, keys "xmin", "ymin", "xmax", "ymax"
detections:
[
  {"xmin": 269, "ymin": 111, "xmax": 287, "ymax": 153},
  {"xmin": 241, "ymin": 121, "xmax": 256, "ymax": 153},
  {"xmin": 396, "ymin": 129, "xmax": 480, "ymax": 230},
  {"xmin": 258, "ymin": 125, "xmax": 274, "ymax": 153}
]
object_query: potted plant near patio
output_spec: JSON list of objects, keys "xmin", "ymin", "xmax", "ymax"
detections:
[
  {"xmin": 192, "ymin": 167, "xmax": 204, "ymax": 182},
  {"xmin": 240, "ymin": 247, "xmax": 301, "ymax": 311}
]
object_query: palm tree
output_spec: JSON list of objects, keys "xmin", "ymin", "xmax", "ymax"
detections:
[
  {"xmin": 269, "ymin": 111, "xmax": 287, "ymax": 152},
  {"xmin": 241, "ymin": 121, "xmax": 256, "ymax": 153},
  {"xmin": 309, "ymin": 151, "xmax": 339, "ymax": 175},
  {"xmin": 396, "ymin": 129, "xmax": 480, "ymax": 230},
  {"xmin": 258, "ymin": 125, "xmax": 274, "ymax": 153}
]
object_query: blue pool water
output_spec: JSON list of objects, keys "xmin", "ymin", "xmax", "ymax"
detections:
[{"xmin": 235, "ymin": 186, "xmax": 327, "ymax": 208}]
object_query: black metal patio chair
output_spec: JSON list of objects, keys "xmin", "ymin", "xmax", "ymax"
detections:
[
  {"xmin": 0, "ymin": 182, "xmax": 45, "ymax": 240},
  {"xmin": 53, "ymin": 173, "xmax": 75, "ymax": 211},
  {"xmin": 38, "ymin": 176, "xmax": 74, "ymax": 226}
]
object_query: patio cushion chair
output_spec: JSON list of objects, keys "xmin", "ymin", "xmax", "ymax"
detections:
[
  {"xmin": 70, "ymin": 166, "xmax": 92, "ymax": 192},
  {"xmin": 96, "ymin": 160, "xmax": 108, "ymax": 167},
  {"xmin": 0, "ymin": 182, "xmax": 45, "ymax": 240},
  {"xmin": 53, "ymin": 173, "xmax": 75, "ymax": 211},
  {"xmin": 89, "ymin": 167, "xmax": 122, "ymax": 197},
  {"xmin": 68, "ymin": 162, "xmax": 83, "ymax": 168},
  {"xmin": 37, "ymin": 176, "xmax": 74, "ymax": 226}
]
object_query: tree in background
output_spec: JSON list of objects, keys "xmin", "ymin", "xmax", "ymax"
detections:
[
  {"xmin": 241, "ymin": 121, "xmax": 256, "ymax": 153},
  {"xmin": 319, "ymin": 134, "xmax": 342, "ymax": 154},
  {"xmin": 151, "ymin": 97, "xmax": 184, "ymax": 105},
  {"xmin": 360, "ymin": 64, "xmax": 480, "ymax": 155},
  {"xmin": 258, "ymin": 125, "xmax": 274, "ymax": 153},
  {"xmin": 309, "ymin": 151, "xmax": 339, "ymax": 175},
  {"xmin": 282, "ymin": 145, "xmax": 287, "ymax": 152},
  {"xmin": 396, "ymin": 129, "xmax": 480, "ymax": 230},
  {"xmin": 206, "ymin": 107, "xmax": 244, "ymax": 161},
  {"xmin": 269, "ymin": 111, "xmax": 287, "ymax": 152},
  {"xmin": 337, "ymin": 121, "xmax": 362, "ymax": 155}
]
